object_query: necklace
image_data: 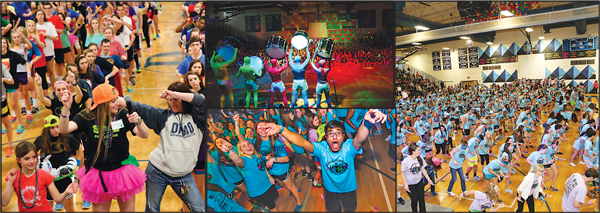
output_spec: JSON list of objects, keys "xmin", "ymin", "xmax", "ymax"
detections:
[{"xmin": 18, "ymin": 169, "xmax": 38, "ymax": 209}]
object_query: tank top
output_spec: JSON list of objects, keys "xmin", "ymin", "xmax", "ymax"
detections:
[{"xmin": 11, "ymin": 44, "xmax": 27, "ymax": 73}]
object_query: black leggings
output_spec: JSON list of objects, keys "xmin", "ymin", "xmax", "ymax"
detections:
[
  {"xmin": 516, "ymin": 195, "xmax": 535, "ymax": 212},
  {"xmin": 407, "ymin": 180, "xmax": 426, "ymax": 212},
  {"xmin": 435, "ymin": 143, "xmax": 448, "ymax": 154},
  {"xmin": 480, "ymin": 154, "xmax": 490, "ymax": 166},
  {"xmin": 142, "ymin": 14, "xmax": 151, "ymax": 48}
]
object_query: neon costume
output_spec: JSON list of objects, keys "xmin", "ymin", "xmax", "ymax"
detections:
[
  {"xmin": 265, "ymin": 57, "xmax": 289, "ymax": 108},
  {"xmin": 236, "ymin": 56, "xmax": 262, "ymax": 108},
  {"xmin": 210, "ymin": 49, "xmax": 237, "ymax": 108},
  {"xmin": 288, "ymin": 46, "xmax": 310, "ymax": 108}
]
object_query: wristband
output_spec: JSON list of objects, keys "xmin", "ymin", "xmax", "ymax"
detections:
[
  {"xmin": 76, "ymin": 159, "xmax": 81, "ymax": 166},
  {"xmin": 279, "ymin": 126, "xmax": 284, "ymax": 134},
  {"xmin": 227, "ymin": 149, "xmax": 234, "ymax": 154},
  {"xmin": 135, "ymin": 118, "xmax": 143, "ymax": 126},
  {"xmin": 274, "ymin": 157, "xmax": 277, "ymax": 162},
  {"xmin": 60, "ymin": 111, "xmax": 69, "ymax": 118}
]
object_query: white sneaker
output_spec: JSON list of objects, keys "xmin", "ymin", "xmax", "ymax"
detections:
[
  {"xmin": 448, "ymin": 191, "xmax": 456, "ymax": 196},
  {"xmin": 569, "ymin": 162, "xmax": 576, "ymax": 167},
  {"xmin": 465, "ymin": 176, "xmax": 470, "ymax": 182},
  {"xmin": 578, "ymin": 161, "xmax": 586, "ymax": 165},
  {"xmin": 385, "ymin": 135, "xmax": 391, "ymax": 141}
]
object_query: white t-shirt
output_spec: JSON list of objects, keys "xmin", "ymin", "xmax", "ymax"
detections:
[
  {"xmin": 469, "ymin": 191, "xmax": 494, "ymax": 212},
  {"xmin": 120, "ymin": 16, "xmax": 133, "ymax": 31},
  {"xmin": 114, "ymin": 27, "xmax": 132, "ymax": 48},
  {"xmin": 562, "ymin": 173, "xmax": 587, "ymax": 212},
  {"xmin": 401, "ymin": 156, "xmax": 426, "ymax": 185},
  {"xmin": 36, "ymin": 22, "xmax": 57, "ymax": 56}
]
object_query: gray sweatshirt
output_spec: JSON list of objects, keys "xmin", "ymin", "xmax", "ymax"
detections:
[{"xmin": 131, "ymin": 93, "xmax": 205, "ymax": 177}]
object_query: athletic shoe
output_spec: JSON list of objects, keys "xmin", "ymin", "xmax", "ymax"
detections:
[
  {"xmin": 26, "ymin": 115, "xmax": 33, "ymax": 124},
  {"xmin": 312, "ymin": 183, "xmax": 323, "ymax": 188},
  {"xmin": 307, "ymin": 173, "xmax": 314, "ymax": 181},
  {"xmin": 497, "ymin": 198, "xmax": 502, "ymax": 203},
  {"xmin": 528, "ymin": 145, "xmax": 534, "ymax": 148},
  {"xmin": 21, "ymin": 107, "xmax": 26, "ymax": 115},
  {"xmin": 590, "ymin": 190, "xmax": 597, "ymax": 199},
  {"xmin": 549, "ymin": 187, "xmax": 558, "ymax": 192},
  {"xmin": 578, "ymin": 161, "xmax": 586, "ymax": 165},
  {"xmin": 302, "ymin": 170, "xmax": 308, "ymax": 178},
  {"xmin": 431, "ymin": 191, "xmax": 437, "ymax": 196},
  {"xmin": 465, "ymin": 176, "xmax": 469, "ymax": 182},
  {"xmin": 321, "ymin": 194, "xmax": 325, "ymax": 200},
  {"xmin": 137, "ymin": 68, "xmax": 141, "ymax": 73},
  {"xmin": 9, "ymin": 116, "xmax": 16, "ymax": 123},
  {"xmin": 54, "ymin": 203, "xmax": 64, "ymax": 211},
  {"xmin": 557, "ymin": 152, "xmax": 563, "ymax": 155},
  {"xmin": 147, "ymin": 48, "xmax": 151, "ymax": 53},
  {"xmin": 127, "ymin": 86, "xmax": 133, "ymax": 93},
  {"xmin": 294, "ymin": 173, "xmax": 300, "ymax": 181},
  {"xmin": 82, "ymin": 201, "xmax": 91, "ymax": 209},
  {"xmin": 16, "ymin": 125, "xmax": 23, "ymax": 134},
  {"xmin": 130, "ymin": 77, "xmax": 136, "ymax": 85},
  {"xmin": 357, "ymin": 154, "xmax": 363, "ymax": 159},
  {"xmin": 276, "ymin": 186, "xmax": 282, "ymax": 191},
  {"xmin": 157, "ymin": 34, "xmax": 161, "ymax": 38},
  {"xmin": 505, "ymin": 188, "xmax": 513, "ymax": 194},
  {"xmin": 385, "ymin": 135, "xmax": 391, "ymax": 141},
  {"xmin": 132, "ymin": 73, "xmax": 136, "ymax": 78},
  {"xmin": 391, "ymin": 167, "xmax": 396, "ymax": 172},
  {"xmin": 294, "ymin": 204, "xmax": 303, "ymax": 212},
  {"xmin": 6, "ymin": 146, "xmax": 13, "ymax": 157},
  {"xmin": 2, "ymin": 126, "xmax": 5, "ymax": 134},
  {"xmin": 262, "ymin": 207, "xmax": 270, "ymax": 212},
  {"xmin": 521, "ymin": 154, "xmax": 527, "ymax": 158},
  {"xmin": 473, "ymin": 176, "xmax": 481, "ymax": 181},
  {"xmin": 398, "ymin": 197, "xmax": 405, "ymax": 205},
  {"xmin": 447, "ymin": 191, "xmax": 456, "ymax": 196},
  {"xmin": 569, "ymin": 162, "xmax": 576, "ymax": 167},
  {"xmin": 32, "ymin": 107, "xmax": 39, "ymax": 114}
]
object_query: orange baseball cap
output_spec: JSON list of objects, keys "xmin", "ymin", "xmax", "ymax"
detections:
[{"xmin": 90, "ymin": 84, "xmax": 119, "ymax": 110}]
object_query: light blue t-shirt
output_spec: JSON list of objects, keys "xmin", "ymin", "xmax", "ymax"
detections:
[
  {"xmin": 240, "ymin": 156, "xmax": 273, "ymax": 197},
  {"xmin": 207, "ymin": 162, "xmax": 236, "ymax": 195},
  {"xmin": 482, "ymin": 159, "xmax": 508, "ymax": 176},
  {"xmin": 527, "ymin": 151, "xmax": 547, "ymax": 171},
  {"xmin": 259, "ymin": 138, "xmax": 290, "ymax": 176},
  {"xmin": 312, "ymin": 139, "xmax": 362, "ymax": 193},
  {"xmin": 287, "ymin": 126, "xmax": 306, "ymax": 154},
  {"xmin": 467, "ymin": 138, "xmax": 479, "ymax": 158},
  {"xmin": 583, "ymin": 139, "xmax": 594, "ymax": 161},
  {"xmin": 417, "ymin": 140, "xmax": 428, "ymax": 158},
  {"xmin": 210, "ymin": 151, "xmax": 244, "ymax": 184},
  {"xmin": 478, "ymin": 139, "xmax": 491, "ymax": 155},
  {"xmin": 449, "ymin": 146, "xmax": 469, "ymax": 169}
]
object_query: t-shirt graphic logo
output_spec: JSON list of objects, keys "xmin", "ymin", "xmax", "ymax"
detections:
[
  {"xmin": 207, "ymin": 174, "xmax": 212, "ymax": 182},
  {"xmin": 536, "ymin": 157, "xmax": 544, "ymax": 164},
  {"xmin": 459, "ymin": 153, "xmax": 465, "ymax": 159},
  {"xmin": 326, "ymin": 159, "xmax": 349, "ymax": 175},
  {"xmin": 259, "ymin": 147, "xmax": 271, "ymax": 156},
  {"xmin": 410, "ymin": 163, "xmax": 420, "ymax": 175},
  {"xmin": 256, "ymin": 158, "xmax": 266, "ymax": 171},
  {"xmin": 481, "ymin": 203, "xmax": 492, "ymax": 210},
  {"xmin": 20, "ymin": 185, "xmax": 38, "ymax": 207}
]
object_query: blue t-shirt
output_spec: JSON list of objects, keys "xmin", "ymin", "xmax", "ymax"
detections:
[
  {"xmin": 478, "ymin": 139, "xmax": 491, "ymax": 155},
  {"xmin": 312, "ymin": 139, "xmax": 362, "ymax": 193},
  {"xmin": 467, "ymin": 138, "xmax": 479, "ymax": 158},
  {"xmin": 286, "ymin": 126, "xmax": 305, "ymax": 154},
  {"xmin": 583, "ymin": 139, "xmax": 594, "ymax": 161},
  {"xmin": 527, "ymin": 151, "xmax": 547, "ymax": 171},
  {"xmin": 240, "ymin": 156, "xmax": 272, "ymax": 197},
  {"xmin": 434, "ymin": 130, "xmax": 445, "ymax": 144},
  {"xmin": 483, "ymin": 159, "xmax": 508, "ymax": 176},
  {"xmin": 207, "ymin": 162, "xmax": 236, "ymax": 195},
  {"xmin": 210, "ymin": 151, "xmax": 243, "ymax": 184},
  {"xmin": 345, "ymin": 109, "xmax": 366, "ymax": 134},
  {"xmin": 449, "ymin": 146, "xmax": 469, "ymax": 169},
  {"xmin": 259, "ymin": 139, "xmax": 290, "ymax": 176},
  {"xmin": 416, "ymin": 140, "xmax": 428, "ymax": 158},
  {"xmin": 177, "ymin": 55, "xmax": 206, "ymax": 75}
]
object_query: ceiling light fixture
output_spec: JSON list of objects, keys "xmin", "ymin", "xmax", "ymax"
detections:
[
  {"xmin": 442, "ymin": 47, "xmax": 450, "ymax": 50},
  {"xmin": 412, "ymin": 42, "xmax": 422, "ymax": 46},
  {"xmin": 486, "ymin": 42, "xmax": 493, "ymax": 45},
  {"xmin": 525, "ymin": 28, "xmax": 533, "ymax": 32},
  {"xmin": 539, "ymin": 36, "xmax": 545, "ymax": 39},
  {"xmin": 460, "ymin": 36, "xmax": 470, "ymax": 40},
  {"xmin": 500, "ymin": 10, "xmax": 514, "ymax": 17},
  {"xmin": 415, "ymin": 25, "xmax": 430, "ymax": 31}
]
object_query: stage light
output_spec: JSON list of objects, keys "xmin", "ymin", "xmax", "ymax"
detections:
[
  {"xmin": 500, "ymin": 10, "xmax": 513, "ymax": 17},
  {"xmin": 460, "ymin": 36, "xmax": 470, "ymax": 40},
  {"xmin": 486, "ymin": 42, "xmax": 493, "ymax": 45},
  {"xmin": 525, "ymin": 28, "xmax": 533, "ymax": 32},
  {"xmin": 291, "ymin": 30, "xmax": 309, "ymax": 49},
  {"xmin": 412, "ymin": 42, "xmax": 422, "ymax": 46},
  {"xmin": 539, "ymin": 36, "xmax": 545, "ymax": 39},
  {"xmin": 415, "ymin": 25, "xmax": 429, "ymax": 31},
  {"xmin": 442, "ymin": 47, "xmax": 450, "ymax": 50}
]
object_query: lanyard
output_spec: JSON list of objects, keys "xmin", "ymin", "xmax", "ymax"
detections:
[{"xmin": 18, "ymin": 169, "xmax": 38, "ymax": 209}]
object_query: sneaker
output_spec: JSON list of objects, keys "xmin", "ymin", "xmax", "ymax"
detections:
[
  {"xmin": 549, "ymin": 187, "xmax": 558, "ymax": 192},
  {"xmin": 521, "ymin": 154, "xmax": 527, "ymax": 158},
  {"xmin": 6, "ymin": 146, "xmax": 13, "ymax": 157},
  {"xmin": 147, "ymin": 48, "xmax": 151, "ymax": 53},
  {"xmin": 398, "ymin": 197, "xmax": 405, "ymax": 205},
  {"xmin": 294, "ymin": 173, "xmax": 300, "ymax": 181},
  {"xmin": 276, "ymin": 186, "xmax": 282, "ymax": 191},
  {"xmin": 32, "ymin": 107, "xmax": 39, "ymax": 114},
  {"xmin": 82, "ymin": 200, "xmax": 91, "ymax": 209},
  {"xmin": 447, "ymin": 191, "xmax": 456, "ymax": 196},
  {"xmin": 528, "ymin": 145, "xmax": 534, "ymax": 148},
  {"xmin": 307, "ymin": 173, "xmax": 314, "ymax": 181},
  {"xmin": 590, "ymin": 190, "xmax": 597, "ymax": 199},
  {"xmin": 515, "ymin": 163, "xmax": 521, "ymax": 167},
  {"xmin": 465, "ymin": 176, "xmax": 469, "ymax": 182},
  {"xmin": 312, "ymin": 182, "xmax": 323, "ymax": 188},
  {"xmin": 251, "ymin": 203, "xmax": 260, "ymax": 210},
  {"xmin": 474, "ymin": 176, "xmax": 481, "ymax": 181},
  {"xmin": 505, "ymin": 188, "xmax": 513, "ymax": 194},
  {"xmin": 131, "ymin": 73, "xmax": 136, "ymax": 78},
  {"xmin": 578, "ymin": 161, "xmax": 586, "ymax": 165},
  {"xmin": 294, "ymin": 204, "xmax": 303, "ymax": 212},
  {"xmin": 130, "ymin": 77, "xmax": 136, "ymax": 85},
  {"xmin": 431, "ymin": 191, "xmax": 437, "ymax": 196},
  {"xmin": 302, "ymin": 170, "xmax": 308, "ymax": 178},
  {"xmin": 2, "ymin": 126, "xmax": 5, "ymax": 134},
  {"xmin": 9, "ymin": 116, "xmax": 16, "ymax": 123},
  {"xmin": 321, "ymin": 194, "xmax": 325, "ymax": 200},
  {"xmin": 391, "ymin": 167, "xmax": 396, "ymax": 172},
  {"xmin": 21, "ymin": 107, "xmax": 26, "ymax": 115},
  {"xmin": 137, "ymin": 68, "xmax": 141, "ymax": 73},
  {"xmin": 54, "ymin": 203, "xmax": 64, "ymax": 211},
  {"xmin": 157, "ymin": 34, "xmax": 160, "ymax": 38},
  {"xmin": 26, "ymin": 115, "xmax": 33, "ymax": 124},
  {"xmin": 385, "ymin": 135, "xmax": 391, "ymax": 141},
  {"xmin": 357, "ymin": 154, "xmax": 363, "ymax": 159},
  {"xmin": 557, "ymin": 152, "xmax": 563, "ymax": 155},
  {"xmin": 16, "ymin": 125, "xmax": 23, "ymax": 134},
  {"xmin": 262, "ymin": 207, "xmax": 270, "ymax": 212},
  {"xmin": 127, "ymin": 86, "xmax": 133, "ymax": 93},
  {"xmin": 497, "ymin": 198, "xmax": 502, "ymax": 203},
  {"xmin": 569, "ymin": 162, "xmax": 576, "ymax": 167}
]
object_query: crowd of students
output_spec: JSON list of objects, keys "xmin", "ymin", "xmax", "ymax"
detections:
[
  {"xmin": 2, "ymin": 1, "xmax": 208, "ymax": 212},
  {"xmin": 394, "ymin": 72, "xmax": 600, "ymax": 212},
  {"xmin": 206, "ymin": 108, "xmax": 397, "ymax": 212}
]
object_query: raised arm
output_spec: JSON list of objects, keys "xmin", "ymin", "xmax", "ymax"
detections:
[
  {"xmin": 301, "ymin": 46, "xmax": 310, "ymax": 67},
  {"xmin": 265, "ymin": 123, "xmax": 314, "ymax": 153},
  {"xmin": 220, "ymin": 139, "xmax": 244, "ymax": 168},
  {"xmin": 354, "ymin": 109, "xmax": 386, "ymax": 150},
  {"xmin": 58, "ymin": 93, "xmax": 79, "ymax": 133},
  {"xmin": 224, "ymin": 48, "xmax": 238, "ymax": 66}
]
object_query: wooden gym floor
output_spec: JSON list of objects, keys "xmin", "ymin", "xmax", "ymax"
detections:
[
  {"xmin": 397, "ymin": 97, "xmax": 599, "ymax": 212},
  {"xmin": 1, "ymin": 2, "xmax": 203, "ymax": 212}
]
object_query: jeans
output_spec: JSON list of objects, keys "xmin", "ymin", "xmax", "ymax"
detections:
[
  {"xmin": 448, "ymin": 167, "xmax": 466, "ymax": 193},
  {"xmin": 145, "ymin": 162, "xmax": 205, "ymax": 212}
]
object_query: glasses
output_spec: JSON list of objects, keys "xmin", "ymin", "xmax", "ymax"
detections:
[{"xmin": 327, "ymin": 132, "xmax": 343, "ymax": 137}]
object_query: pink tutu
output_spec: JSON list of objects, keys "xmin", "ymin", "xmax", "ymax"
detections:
[
  {"xmin": 75, "ymin": 164, "xmax": 146, "ymax": 203},
  {"xmin": 68, "ymin": 34, "xmax": 78, "ymax": 46}
]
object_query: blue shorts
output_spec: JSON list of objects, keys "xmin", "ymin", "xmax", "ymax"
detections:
[
  {"xmin": 245, "ymin": 80, "xmax": 258, "ymax": 91},
  {"xmin": 271, "ymin": 81, "xmax": 285, "ymax": 92},
  {"xmin": 484, "ymin": 173, "xmax": 496, "ymax": 181},
  {"xmin": 218, "ymin": 80, "xmax": 232, "ymax": 91},
  {"xmin": 316, "ymin": 82, "xmax": 329, "ymax": 94},
  {"xmin": 292, "ymin": 79, "xmax": 308, "ymax": 92}
]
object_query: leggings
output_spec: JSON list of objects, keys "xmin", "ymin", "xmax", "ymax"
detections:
[
  {"xmin": 407, "ymin": 180, "xmax": 426, "ymax": 212},
  {"xmin": 435, "ymin": 143, "xmax": 448, "ymax": 154},
  {"xmin": 516, "ymin": 195, "xmax": 535, "ymax": 212},
  {"xmin": 479, "ymin": 154, "xmax": 490, "ymax": 166},
  {"xmin": 142, "ymin": 14, "xmax": 151, "ymax": 48}
]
